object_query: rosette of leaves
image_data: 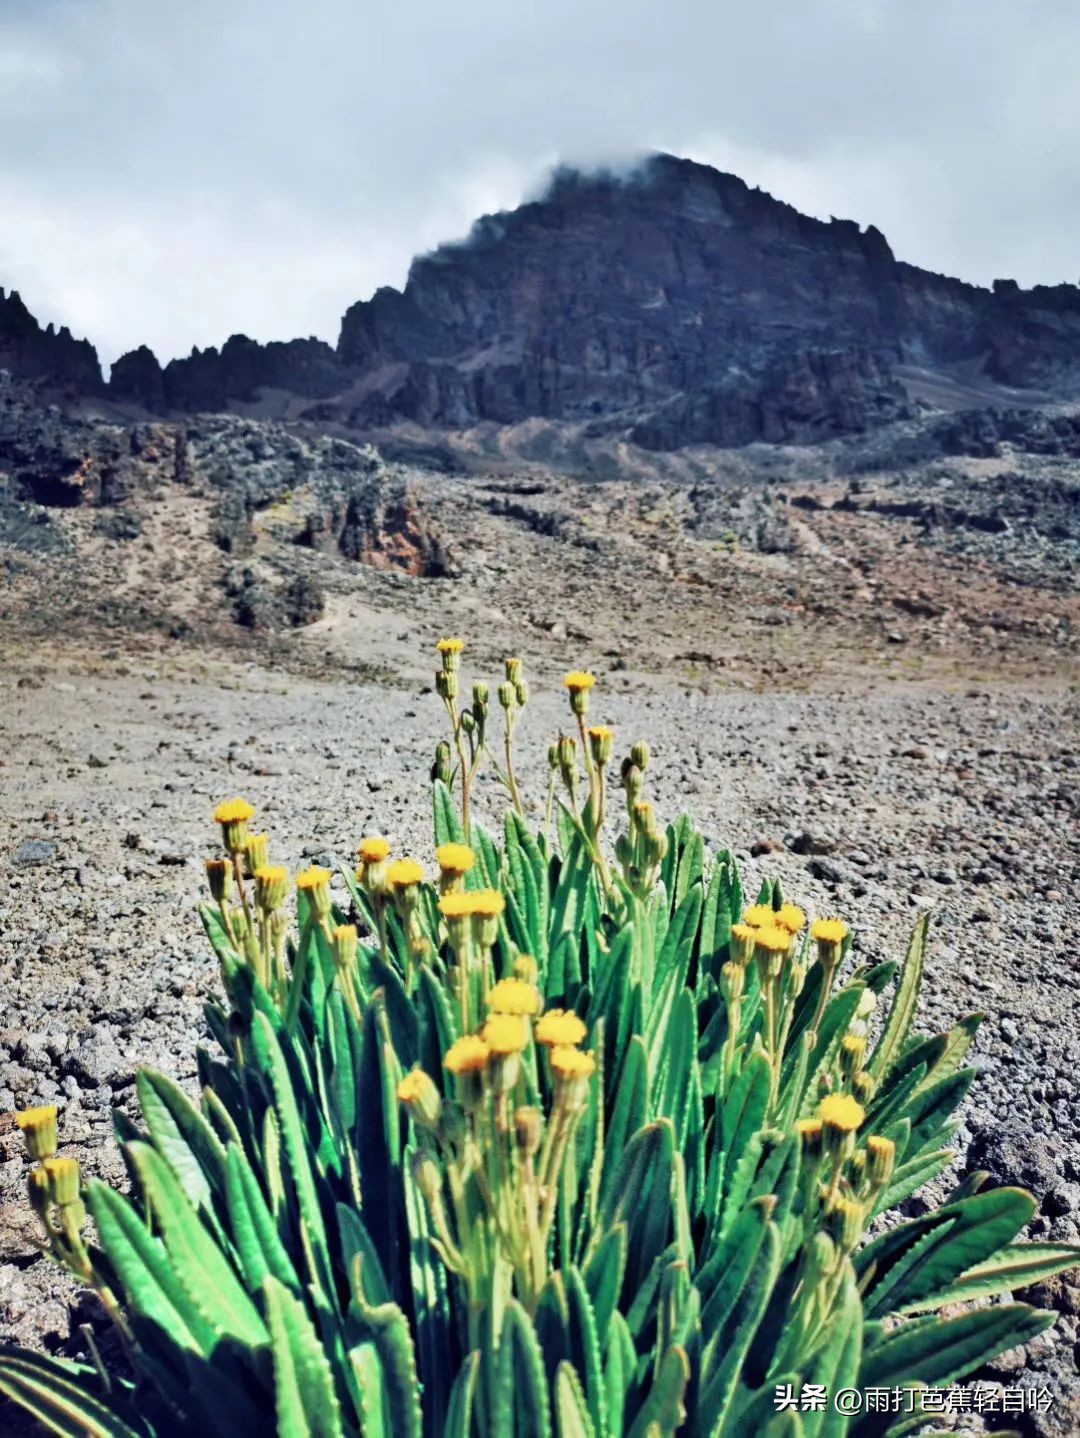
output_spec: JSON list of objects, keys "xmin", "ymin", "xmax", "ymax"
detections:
[{"xmin": 0, "ymin": 790, "xmax": 1076, "ymax": 1438}]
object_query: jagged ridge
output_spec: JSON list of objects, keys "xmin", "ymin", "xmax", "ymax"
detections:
[{"xmin": 7, "ymin": 154, "xmax": 1080, "ymax": 449}]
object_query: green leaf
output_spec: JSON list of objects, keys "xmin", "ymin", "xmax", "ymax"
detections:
[
  {"xmin": 859, "ymin": 1304, "xmax": 1054, "ymax": 1391},
  {"xmin": 0, "ymin": 1350, "xmax": 148, "ymax": 1438},
  {"xmin": 224, "ymin": 1143, "xmax": 302, "ymax": 1295},
  {"xmin": 905, "ymin": 1240, "xmax": 1080, "ymax": 1311},
  {"xmin": 87, "ymin": 1181, "xmax": 215, "ymax": 1355},
  {"xmin": 432, "ymin": 779, "xmax": 466, "ymax": 848},
  {"xmin": 868, "ymin": 912, "xmax": 929, "ymax": 1083},
  {"xmin": 137, "ymin": 1069, "xmax": 227, "ymax": 1219},
  {"xmin": 442, "ymin": 1352, "xmax": 481, "ymax": 1438},
  {"xmin": 491, "ymin": 1299, "xmax": 552, "ymax": 1438},
  {"xmin": 554, "ymin": 1362, "xmax": 596, "ymax": 1438},
  {"xmin": 265, "ymin": 1276, "xmax": 344, "ymax": 1438},
  {"xmin": 583, "ymin": 1223, "xmax": 628, "ymax": 1336},
  {"xmin": 860, "ymin": 1187, "xmax": 1037, "ymax": 1319}
]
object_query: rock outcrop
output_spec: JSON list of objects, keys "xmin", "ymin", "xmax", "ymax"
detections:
[{"xmin": 10, "ymin": 153, "xmax": 1080, "ymax": 451}]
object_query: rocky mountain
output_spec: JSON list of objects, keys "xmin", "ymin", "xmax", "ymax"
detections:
[{"xmin": 8, "ymin": 153, "xmax": 1080, "ymax": 451}]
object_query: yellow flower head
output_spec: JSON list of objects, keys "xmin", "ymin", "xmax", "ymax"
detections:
[
  {"xmin": 254, "ymin": 865, "xmax": 289, "ymax": 912},
  {"xmin": 754, "ymin": 926, "xmax": 793, "ymax": 955},
  {"xmin": 214, "ymin": 797, "xmax": 255, "ymax": 825},
  {"xmin": 469, "ymin": 889, "xmax": 506, "ymax": 918},
  {"xmin": 550, "ymin": 1046, "xmax": 596, "ymax": 1080},
  {"xmin": 437, "ymin": 637, "xmax": 465, "ymax": 655},
  {"xmin": 443, "ymin": 1035, "xmax": 490, "ymax": 1075},
  {"xmin": 812, "ymin": 917, "xmax": 850, "ymax": 946},
  {"xmin": 742, "ymin": 904, "xmax": 776, "ymax": 928},
  {"xmin": 42, "ymin": 1156, "xmax": 80, "ymax": 1205},
  {"xmin": 482, "ymin": 1014, "xmax": 529, "ymax": 1055},
  {"xmin": 388, "ymin": 857, "xmax": 424, "ymax": 887},
  {"xmin": 729, "ymin": 922, "xmax": 758, "ymax": 947},
  {"xmin": 564, "ymin": 671, "xmax": 596, "ymax": 692},
  {"xmin": 535, "ymin": 1009, "xmax": 588, "ymax": 1048},
  {"xmin": 776, "ymin": 904, "xmax": 806, "ymax": 934},
  {"xmin": 16, "ymin": 1105, "xmax": 58, "ymax": 1161},
  {"xmin": 439, "ymin": 891, "xmax": 475, "ymax": 920},
  {"xmin": 358, "ymin": 836, "xmax": 391, "ymax": 864},
  {"xmin": 486, "ymin": 978, "xmax": 541, "ymax": 1016},
  {"xmin": 296, "ymin": 866, "xmax": 331, "ymax": 891},
  {"xmin": 396, "ymin": 1068, "xmax": 441, "ymax": 1127},
  {"xmin": 436, "ymin": 843, "xmax": 475, "ymax": 877},
  {"xmin": 588, "ymin": 725, "xmax": 614, "ymax": 741},
  {"xmin": 818, "ymin": 1093, "xmax": 866, "ymax": 1133}
]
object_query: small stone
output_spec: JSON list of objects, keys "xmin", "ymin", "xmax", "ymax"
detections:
[{"xmin": 11, "ymin": 839, "xmax": 57, "ymax": 868}]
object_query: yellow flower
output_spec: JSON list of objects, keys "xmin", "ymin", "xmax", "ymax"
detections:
[
  {"xmin": 753, "ymin": 926, "xmax": 793, "ymax": 954},
  {"xmin": 16, "ymin": 1106, "xmax": 58, "ymax": 1161},
  {"xmin": 254, "ymin": 865, "xmax": 289, "ymax": 912},
  {"xmin": 588, "ymin": 725, "xmax": 614, "ymax": 741},
  {"xmin": 358, "ymin": 836, "xmax": 391, "ymax": 864},
  {"xmin": 439, "ymin": 891, "xmax": 475, "ymax": 919},
  {"xmin": 296, "ymin": 866, "xmax": 332, "ymax": 891},
  {"xmin": 486, "ymin": 978, "xmax": 541, "ymax": 1016},
  {"xmin": 331, "ymin": 924, "xmax": 358, "ymax": 970},
  {"xmin": 482, "ymin": 1015, "xmax": 529, "ymax": 1055},
  {"xmin": 436, "ymin": 843, "xmax": 475, "ymax": 877},
  {"xmin": 42, "ymin": 1157, "xmax": 80, "ymax": 1206},
  {"xmin": 818, "ymin": 1093, "xmax": 866, "ymax": 1133},
  {"xmin": 563, "ymin": 671, "xmax": 596, "ymax": 692},
  {"xmin": 396, "ymin": 1068, "xmax": 441, "ymax": 1126},
  {"xmin": 213, "ymin": 797, "xmax": 255, "ymax": 824},
  {"xmin": 204, "ymin": 857, "xmax": 232, "ymax": 903},
  {"xmin": 866, "ymin": 1134, "xmax": 897, "ymax": 1187},
  {"xmin": 388, "ymin": 858, "xmax": 424, "ymax": 887},
  {"xmin": 795, "ymin": 1118, "xmax": 824, "ymax": 1158},
  {"xmin": 444, "ymin": 1035, "xmax": 490, "ymax": 1074},
  {"xmin": 742, "ymin": 904, "xmax": 776, "ymax": 928},
  {"xmin": 550, "ymin": 1046, "xmax": 596, "ymax": 1080},
  {"xmin": 469, "ymin": 889, "xmax": 505, "ymax": 917},
  {"xmin": 437, "ymin": 637, "xmax": 465, "ymax": 655},
  {"xmin": 729, "ymin": 922, "xmax": 758, "ymax": 958},
  {"xmin": 776, "ymin": 904, "xmax": 806, "ymax": 933},
  {"xmin": 535, "ymin": 1010, "xmax": 587, "ymax": 1048},
  {"xmin": 812, "ymin": 917, "xmax": 850, "ymax": 946}
]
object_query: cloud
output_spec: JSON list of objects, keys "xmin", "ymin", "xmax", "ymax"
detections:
[{"xmin": 1, "ymin": 0, "xmax": 1078, "ymax": 363}]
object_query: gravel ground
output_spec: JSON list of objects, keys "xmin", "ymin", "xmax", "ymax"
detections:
[{"xmin": 0, "ymin": 647, "xmax": 1077, "ymax": 1435}]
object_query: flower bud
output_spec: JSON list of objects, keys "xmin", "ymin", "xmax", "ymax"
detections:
[
  {"xmin": 587, "ymin": 726, "xmax": 614, "ymax": 766},
  {"xmin": 514, "ymin": 1106, "xmax": 543, "ymax": 1158},
  {"xmin": 505, "ymin": 657, "xmax": 523, "ymax": 685},
  {"xmin": 243, "ymin": 832, "xmax": 269, "ymax": 877},
  {"xmin": 331, "ymin": 924, "xmax": 358, "ymax": 973},
  {"xmin": 826, "ymin": 1196, "xmax": 864, "ymax": 1252},
  {"xmin": 642, "ymin": 828, "xmax": 668, "ymax": 868},
  {"xmin": 432, "ymin": 740, "xmax": 453, "ymax": 785},
  {"xmin": 413, "ymin": 1151, "xmax": 443, "ymax": 1202},
  {"xmin": 438, "ymin": 1100, "xmax": 468, "ymax": 1150},
  {"xmin": 852, "ymin": 1072, "xmax": 876, "ymax": 1105},
  {"xmin": 254, "ymin": 865, "xmax": 289, "ymax": 914},
  {"xmin": 16, "ymin": 1106, "xmax": 58, "ymax": 1162},
  {"xmin": 436, "ymin": 669, "xmax": 458, "ymax": 701},
  {"xmin": 472, "ymin": 681, "xmax": 489, "ymax": 707},
  {"xmin": 787, "ymin": 961, "xmax": 806, "ymax": 999},
  {"xmin": 295, "ymin": 866, "xmax": 333, "ymax": 921},
  {"xmin": 514, "ymin": 681, "xmax": 529, "ymax": 707},
  {"xmin": 547, "ymin": 742, "xmax": 560, "ymax": 772},
  {"xmin": 205, "ymin": 858, "xmax": 233, "ymax": 904},
  {"xmin": 630, "ymin": 740, "xmax": 651, "ymax": 772},
  {"xmin": 633, "ymin": 800, "xmax": 657, "ymax": 835},
  {"xmin": 460, "ymin": 710, "xmax": 476, "ymax": 736},
  {"xmin": 839, "ymin": 1034, "xmax": 867, "ymax": 1080},
  {"xmin": 866, "ymin": 1135, "xmax": 896, "ymax": 1189},
  {"xmin": 805, "ymin": 1230, "xmax": 836, "ymax": 1282},
  {"xmin": 513, "ymin": 954, "xmax": 540, "ymax": 984},
  {"xmin": 720, "ymin": 960, "xmax": 745, "ymax": 1004},
  {"xmin": 795, "ymin": 1118, "xmax": 824, "ymax": 1163},
  {"xmin": 397, "ymin": 1068, "xmax": 442, "ymax": 1129},
  {"xmin": 498, "ymin": 681, "xmax": 516, "ymax": 710},
  {"xmin": 43, "ymin": 1156, "xmax": 80, "ymax": 1207},
  {"xmin": 27, "ymin": 1166, "xmax": 51, "ymax": 1226}
]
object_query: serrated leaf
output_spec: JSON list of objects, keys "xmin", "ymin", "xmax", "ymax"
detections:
[
  {"xmin": 0, "ymin": 1350, "xmax": 149, "ymax": 1438},
  {"xmin": 265, "ymin": 1276, "xmax": 343, "ymax": 1438},
  {"xmin": 859, "ymin": 1304, "xmax": 1054, "ymax": 1390},
  {"xmin": 868, "ymin": 912, "xmax": 929, "ymax": 1083}
]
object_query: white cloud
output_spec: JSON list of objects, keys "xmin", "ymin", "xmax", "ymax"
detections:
[{"xmin": 2, "ymin": 0, "xmax": 1078, "ymax": 363}]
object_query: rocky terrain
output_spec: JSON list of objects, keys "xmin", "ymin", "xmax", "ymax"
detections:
[{"xmin": 0, "ymin": 151, "xmax": 1077, "ymax": 1434}]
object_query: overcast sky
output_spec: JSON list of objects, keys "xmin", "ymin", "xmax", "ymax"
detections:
[{"xmin": 1, "ymin": 0, "xmax": 1076, "ymax": 366}]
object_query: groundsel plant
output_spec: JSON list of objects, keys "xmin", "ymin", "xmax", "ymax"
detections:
[{"xmin": 1, "ymin": 641, "xmax": 1077, "ymax": 1438}]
